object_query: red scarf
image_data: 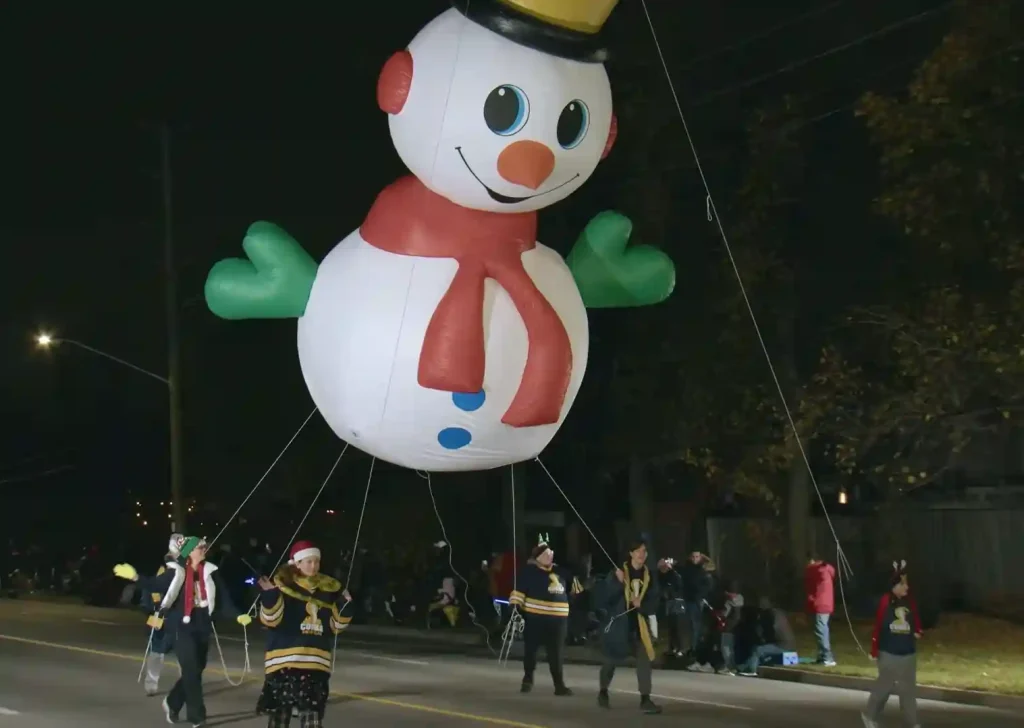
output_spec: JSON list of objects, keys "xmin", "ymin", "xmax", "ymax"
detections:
[
  {"xmin": 183, "ymin": 562, "xmax": 208, "ymax": 623},
  {"xmin": 360, "ymin": 176, "xmax": 572, "ymax": 427}
]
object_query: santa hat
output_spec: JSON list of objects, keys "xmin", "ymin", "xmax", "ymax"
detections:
[
  {"xmin": 288, "ymin": 540, "xmax": 321, "ymax": 565},
  {"xmin": 456, "ymin": 0, "xmax": 619, "ymax": 63}
]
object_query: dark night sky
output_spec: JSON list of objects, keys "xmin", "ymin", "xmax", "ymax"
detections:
[{"xmin": 0, "ymin": 1, "xmax": 952, "ymax": 546}]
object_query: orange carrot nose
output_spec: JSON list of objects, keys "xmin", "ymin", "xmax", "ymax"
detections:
[{"xmin": 496, "ymin": 140, "xmax": 555, "ymax": 190}]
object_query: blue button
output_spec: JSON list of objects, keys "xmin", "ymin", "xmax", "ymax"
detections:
[
  {"xmin": 437, "ymin": 427, "xmax": 472, "ymax": 450},
  {"xmin": 452, "ymin": 390, "xmax": 486, "ymax": 412}
]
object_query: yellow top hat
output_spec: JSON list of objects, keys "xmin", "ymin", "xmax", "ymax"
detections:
[{"xmin": 498, "ymin": 0, "xmax": 618, "ymax": 35}]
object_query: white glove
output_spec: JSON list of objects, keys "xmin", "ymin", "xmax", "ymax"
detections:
[{"xmin": 648, "ymin": 615, "xmax": 658, "ymax": 640}]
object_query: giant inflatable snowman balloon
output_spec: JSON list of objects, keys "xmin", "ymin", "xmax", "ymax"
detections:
[{"xmin": 205, "ymin": 0, "xmax": 675, "ymax": 472}]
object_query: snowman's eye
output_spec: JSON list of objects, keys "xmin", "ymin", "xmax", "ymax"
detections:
[
  {"xmin": 484, "ymin": 85, "xmax": 530, "ymax": 137},
  {"xmin": 557, "ymin": 99, "xmax": 590, "ymax": 150}
]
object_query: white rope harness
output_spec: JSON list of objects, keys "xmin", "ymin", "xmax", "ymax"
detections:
[
  {"xmin": 420, "ymin": 470, "xmax": 498, "ymax": 656},
  {"xmin": 333, "ymin": 456, "xmax": 375, "ymax": 672},
  {"xmin": 498, "ymin": 464, "xmax": 522, "ymax": 665},
  {"xmin": 135, "ymin": 421, "xmax": 347, "ymax": 689}
]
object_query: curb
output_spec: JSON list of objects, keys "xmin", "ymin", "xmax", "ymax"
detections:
[
  {"xmin": 758, "ymin": 667, "xmax": 1024, "ymax": 711},
  {"xmin": 345, "ymin": 625, "xmax": 629, "ymax": 667}
]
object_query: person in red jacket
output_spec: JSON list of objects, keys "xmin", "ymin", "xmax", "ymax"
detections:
[
  {"xmin": 804, "ymin": 552, "xmax": 837, "ymax": 666},
  {"xmin": 486, "ymin": 550, "xmax": 516, "ymax": 625},
  {"xmin": 862, "ymin": 561, "xmax": 922, "ymax": 728}
]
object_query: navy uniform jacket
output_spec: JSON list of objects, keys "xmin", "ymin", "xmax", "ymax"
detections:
[
  {"xmin": 259, "ymin": 566, "xmax": 351, "ymax": 675},
  {"xmin": 139, "ymin": 563, "xmax": 173, "ymax": 612},
  {"xmin": 140, "ymin": 562, "xmax": 175, "ymax": 653},
  {"xmin": 509, "ymin": 561, "xmax": 581, "ymax": 621},
  {"xmin": 598, "ymin": 562, "xmax": 660, "ymax": 662}
]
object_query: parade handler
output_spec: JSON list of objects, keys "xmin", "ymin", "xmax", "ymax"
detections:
[
  {"xmin": 597, "ymin": 537, "xmax": 667, "ymax": 715},
  {"xmin": 114, "ymin": 536, "xmax": 251, "ymax": 727},
  {"xmin": 256, "ymin": 540, "xmax": 352, "ymax": 728},
  {"xmin": 862, "ymin": 560, "xmax": 923, "ymax": 728},
  {"xmin": 140, "ymin": 532, "xmax": 184, "ymax": 696},
  {"xmin": 508, "ymin": 533, "xmax": 575, "ymax": 696}
]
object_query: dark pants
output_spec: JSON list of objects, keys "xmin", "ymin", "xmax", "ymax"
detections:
[
  {"xmin": 865, "ymin": 651, "xmax": 918, "ymax": 725},
  {"xmin": 666, "ymin": 613, "xmax": 686, "ymax": 653},
  {"xmin": 683, "ymin": 601, "xmax": 703, "ymax": 652},
  {"xmin": 523, "ymin": 618, "xmax": 567, "ymax": 687},
  {"xmin": 167, "ymin": 630, "xmax": 210, "ymax": 724},
  {"xmin": 600, "ymin": 641, "xmax": 653, "ymax": 696},
  {"xmin": 720, "ymin": 632, "xmax": 735, "ymax": 670}
]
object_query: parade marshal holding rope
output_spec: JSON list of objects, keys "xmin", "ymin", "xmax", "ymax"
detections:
[
  {"xmin": 597, "ymin": 536, "xmax": 666, "ymax": 715},
  {"xmin": 114, "ymin": 536, "xmax": 251, "ymax": 727},
  {"xmin": 256, "ymin": 540, "xmax": 352, "ymax": 728}
]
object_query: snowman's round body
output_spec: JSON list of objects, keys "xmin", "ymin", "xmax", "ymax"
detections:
[
  {"xmin": 296, "ymin": 230, "xmax": 588, "ymax": 472},
  {"xmin": 297, "ymin": 7, "xmax": 615, "ymax": 471}
]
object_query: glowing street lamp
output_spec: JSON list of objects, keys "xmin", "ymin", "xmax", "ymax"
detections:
[
  {"xmin": 34, "ymin": 329, "xmax": 182, "ymax": 528},
  {"xmin": 35, "ymin": 332, "xmax": 169, "ymax": 384}
]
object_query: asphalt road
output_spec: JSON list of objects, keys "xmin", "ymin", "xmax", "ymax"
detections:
[{"xmin": 1, "ymin": 600, "xmax": 1021, "ymax": 727}]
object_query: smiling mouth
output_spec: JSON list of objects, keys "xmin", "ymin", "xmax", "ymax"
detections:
[{"xmin": 455, "ymin": 146, "xmax": 580, "ymax": 204}]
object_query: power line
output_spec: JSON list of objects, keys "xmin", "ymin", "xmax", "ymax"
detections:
[
  {"xmin": 763, "ymin": 38, "xmax": 1024, "ymax": 139},
  {"xmin": 661, "ymin": 38, "xmax": 1023, "ymax": 170},
  {"xmin": 0, "ymin": 465, "xmax": 76, "ymax": 486},
  {"xmin": 677, "ymin": 0, "xmax": 850, "ymax": 72},
  {"xmin": 688, "ymin": 1, "xmax": 956, "ymax": 108}
]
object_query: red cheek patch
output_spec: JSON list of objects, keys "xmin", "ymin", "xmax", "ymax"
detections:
[
  {"xmin": 377, "ymin": 50, "xmax": 414, "ymax": 114},
  {"xmin": 601, "ymin": 113, "xmax": 618, "ymax": 160}
]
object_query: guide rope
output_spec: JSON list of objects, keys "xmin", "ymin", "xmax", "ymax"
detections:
[{"xmin": 640, "ymin": 0, "xmax": 867, "ymax": 657}]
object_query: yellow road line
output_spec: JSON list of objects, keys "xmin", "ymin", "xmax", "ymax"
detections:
[
  {"xmin": 0, "ymin": 634, "xmax": 548, "ymax": 728},
  {"xmin": 0, "ymin": 635, "xmax": 143, "ymax": 663},
  {"xmin": 331, "ymin": 691, "xmax": 547, "ymax": 728}
]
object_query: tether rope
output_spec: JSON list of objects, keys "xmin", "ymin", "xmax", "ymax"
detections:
[{"xmin": 639, "ymin": 0, "xmax": 867, "ymax": 656}]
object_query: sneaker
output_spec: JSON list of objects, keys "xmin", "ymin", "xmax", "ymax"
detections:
[
  {"xmin": 162, "ymin": 697, "xmax": 178, "ymax": 724},
  {"xmin": 860, "ymin": 713, "xmax": 878, "ymax": 728},
  {"xmin": 737, "ymin": 670, "xmax": 758, "ymax": 677},
  {"xmin": 520, "ymin": 679, "xmax": 533, "ymax": 694},
  {"xmin": 145, "ymin": 685, "xmax": 159, "ymax": 697},
  {"xmin": 554, "ymin": 685, "xmax": 573, "ymax": 696},
  {"xmin": 640, "ymin": 696, "xmax": 662, "ymax": 714},
  {"xmin": 597, "ymin": 690, "xmax": 610, "ymax": 709},
  {"xmin": 822, "ymin": 659, "xmax": 837, "ymax": 667}
]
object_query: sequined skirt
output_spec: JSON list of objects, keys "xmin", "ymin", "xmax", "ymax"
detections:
[{"xmin": 258, "ymin": 669, "xmax": 330, "ymax": 713}]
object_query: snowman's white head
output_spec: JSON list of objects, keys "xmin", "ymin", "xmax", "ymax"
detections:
[{"xmin": 379, "ymin": 8, "xmax": 617, "ymax": 214}]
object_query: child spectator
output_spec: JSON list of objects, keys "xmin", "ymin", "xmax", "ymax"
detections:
[{"xmin": 862, "ymin": 560, "xmax": 922, "ymax": 728}]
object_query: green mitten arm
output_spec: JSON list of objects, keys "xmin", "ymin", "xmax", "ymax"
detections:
[
  {"xmin": 566, "ymin": 211, "xmax": 675, "ymax": 309},
  {"xmin": 205, "ymin": 222, "xmax": 319, "ymax": 320}
]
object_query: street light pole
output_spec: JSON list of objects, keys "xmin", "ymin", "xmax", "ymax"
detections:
[
  {"xmin": 35, "ymin": 334, "xmax": 181, "ymax": 521},
  {"xmin": 161, "ymin": 124, "xmax": 187, "ymax": 533}
]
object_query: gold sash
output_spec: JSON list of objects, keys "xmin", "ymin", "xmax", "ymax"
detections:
[
  {"xmin": 622, "ymin": 563, "xmax": 655, "ymax": 661},
  {"xmin": 273, "ymin": 567, "xmax": 343, "ymax": 610}
]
